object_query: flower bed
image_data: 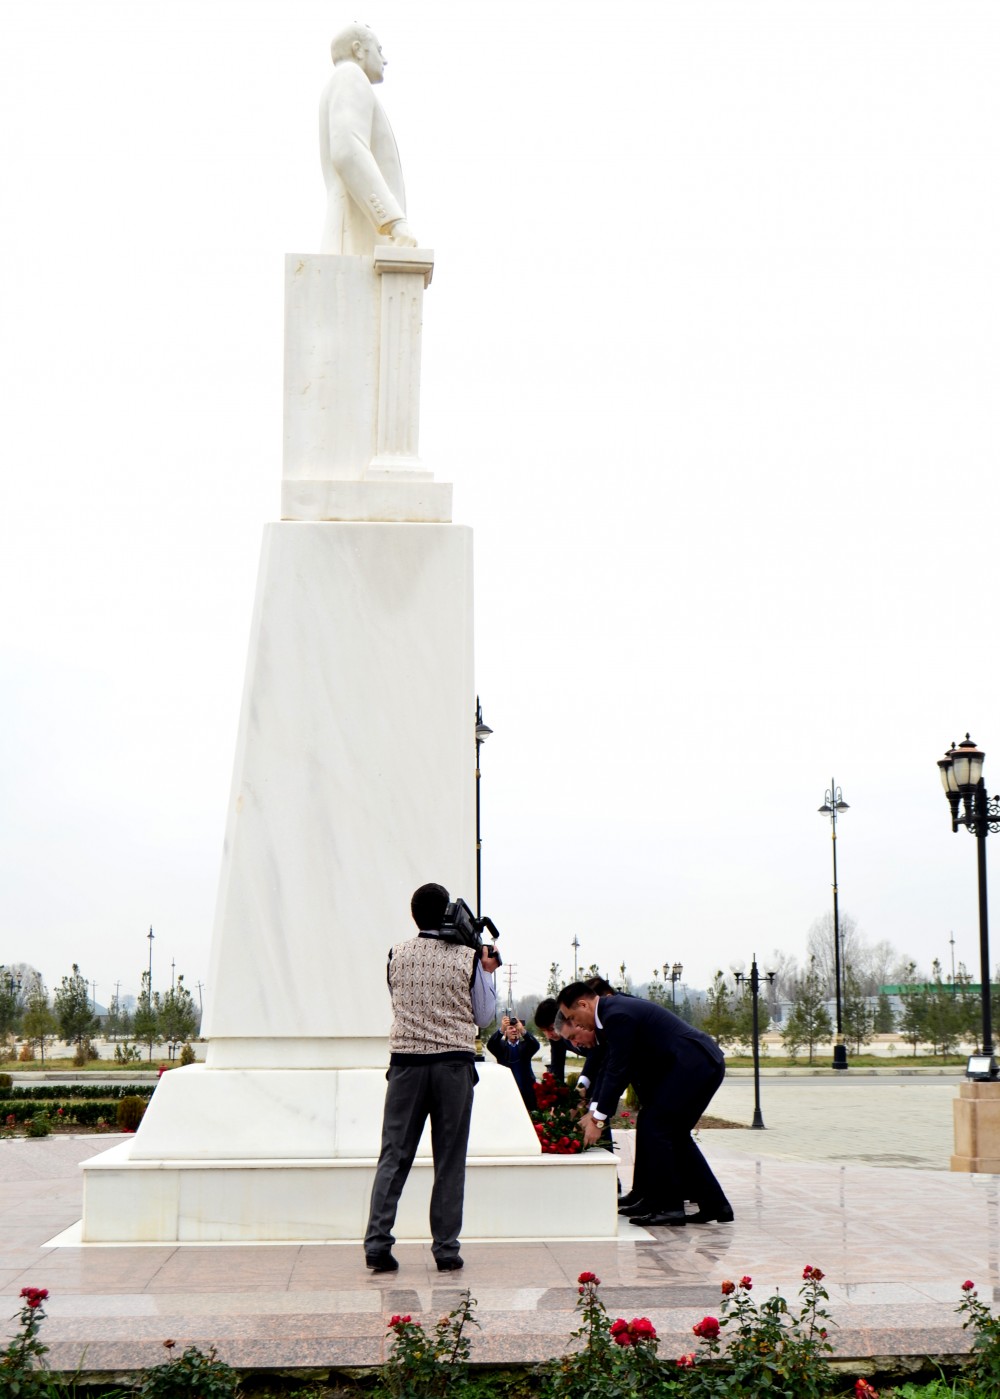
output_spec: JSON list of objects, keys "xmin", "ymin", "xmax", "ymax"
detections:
[{"xmin": 6, "ymin": 1272, "xmax": 998, "ymax": 1397}]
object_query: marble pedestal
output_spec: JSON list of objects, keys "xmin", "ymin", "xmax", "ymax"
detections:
[
  {"xmin": 952, "ymin": 1081, "xmax": 1000, "ymax": 1172},
  {"xmin": 81, "ymin": 1064, "xmax": 618, "ymax": 1243},
  {"xmin": 80, "ymin": 520, "xmax": 620, "ymax": 1241}
]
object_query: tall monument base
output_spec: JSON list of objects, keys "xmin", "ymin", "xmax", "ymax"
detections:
[{"xmin": 80, "ymin": 520, "xmax": 621, "ymax": 1243}]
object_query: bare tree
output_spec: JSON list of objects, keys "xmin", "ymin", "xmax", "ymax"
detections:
[{"xmin": 807, "ymin": 910, "xmax": 860, "ymax": 996}]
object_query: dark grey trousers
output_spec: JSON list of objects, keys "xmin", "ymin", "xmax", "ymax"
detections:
[{"xmin": 364, "ymin": 1059, "xmax": 478, "ymax": 1261}]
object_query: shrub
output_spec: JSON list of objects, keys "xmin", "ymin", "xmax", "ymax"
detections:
[
  {"xmin": 381, "ymin": 1291, "xmax": 479, "ymax": 1398},
  {"xmin": 958, "ymin": 1277, "xmax": 1000, "ymax": 1392},
  {"xmin": 0, "ymin": 1083, "xmax": 155, "ymax": 1102},
  {"xmin": 24, "ymin": 1111, "xmax": 51, "ymax": 1138},
  {"xmin": 179, "ymin": 1042, "xmax": 196, "ymax": 1066},
  {"xmin": 0, "ymin": 1072, "xmax": 12, "ymax": 1090},
  {"xmin": 542, "ymin": 1271, "xmax": 660, "ymax": 1397},
  {"xmin": 19, "ymin": 1043, "xmax": 35, "ymax": 1062},
  {"xmin": 679, "ymin": 1265, "xmax": 835, "ymax": 1398},
  {"xmin": 0, "ymin": 1286, "xmax": 52, "ymax": 1398},
  {"xmin": 136, "ymin": 1339, "xmax": 240, "ymax": 1399},
  {"xmin": 117, "ymin": 1095, "xmax": 147, "ymax": 1131},
  {"xmin": 115, "ymin": 1041, "xmax": 143, "ymax": 1064}
]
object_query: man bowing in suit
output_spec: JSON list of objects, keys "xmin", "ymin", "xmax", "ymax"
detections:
[{"xmin": 557, "ymin": 982, "xmax": 733, "ymax": 1226}]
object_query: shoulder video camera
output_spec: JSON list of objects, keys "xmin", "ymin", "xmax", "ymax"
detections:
[{"xmin": 439, "ymin": 896, "xmax": 502, "ymax": 966}]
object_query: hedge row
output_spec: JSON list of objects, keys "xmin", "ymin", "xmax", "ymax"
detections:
[
  {"xmin": 0, "ymin": 1083, "xmax": 155, "ymax": 1102},
  {"xmin": 0, "ymin": 1099, "xmax": 146, "ymax": 1127}
]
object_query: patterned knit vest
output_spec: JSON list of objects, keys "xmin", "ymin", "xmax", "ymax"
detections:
[{"xmin": 388, "ymin": 937, "xmax": 477, "ymax": 1057}]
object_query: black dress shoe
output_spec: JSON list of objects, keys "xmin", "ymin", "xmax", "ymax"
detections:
[
  {"xmin": 618, "ymin": 1189, "xmax": 641, "ymax": 1208},
  {"xmin": 687, "ymin": 1206, "xmax": 735, "ymax": 1224},
  {"xmin": 630, "ymin": 1209, "xmax": 688, "ymax": 1226},
  {"xmin": 366, "ymin": 1251, "xmax": 399, "ymax": 1272},
  {"xmin": 618, "ymin": 1197, "xmax": 653, "ymax": 1216},
  {"xmin": 436, "ymin": 1256, "xmax": 464, "ymax": 1272}
]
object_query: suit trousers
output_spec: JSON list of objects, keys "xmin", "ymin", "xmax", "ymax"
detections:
[
  {"xmin": 364, "ymin": 1059, "xmax": 477, "ymax": 1261},
  {"xmin": 634, "ymin": 1052, "xmax": 727, "ymax": 1212}
]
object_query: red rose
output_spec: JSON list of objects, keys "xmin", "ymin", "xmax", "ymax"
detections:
[
  {"xmin": 803, "ymin": 1265, "xmax": 824, "ymax": 1282},
  {"xmin": 962, "ymin": 1280, "xmax": 975, "ymax": 1291},
  {"xmin": 632, "ymin": 1317, "xmax": 656, "ymax": 1340},
  {"xmin": 613, "ymin": 1331, "xmax": 633, "ymax": 1346},
  {"xmin": 693, "ymin": 1316, "xmax": 719, "ymax": 1340},
  {"xmin": 676, "ymin": 1353, "xmax": 696, "ymax": 1368},
  {"xmin": 854, "ymin": 1380, "xmax": 879, "ymax": 1399},
  {"xmin": 610, "ymin": 1318, "xmax": 628, "ymax": 1334},
  {"xmin": 740, "ymin": 1276, "xmax": 752, "ymax": 1289},
  {"xmin": 721, "ymin": 1280, "xmax": 735, "ymax": 1295},
  {"xmin": 578, "ymin": 1271, "xmax": 600, "ymax": 1285}
]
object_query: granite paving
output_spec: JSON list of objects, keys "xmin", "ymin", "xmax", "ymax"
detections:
[{"xmin": 0, "ymin": 1074, "xmax": 995, "ymax": 1377}]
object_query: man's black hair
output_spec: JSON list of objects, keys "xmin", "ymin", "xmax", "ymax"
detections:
[
  {"xmin": 557, "ymin": 981, "xmax": 593, "ymax": 1009},
  {"xmin": 410, "ymin": 882, "xmax": 450, "ymax": 930},
  {"xmin": 585, "ymin": 975, "xmax": 615, "ymax": 996},
  {"xmin": 534, "ymin": 997, "xmax": 559, "ymax": 1030}
]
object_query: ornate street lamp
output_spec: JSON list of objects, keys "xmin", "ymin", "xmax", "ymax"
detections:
[
  {"xmin": 662, "ymin": 961, "xmax": 684, "ymax": 1006},
  {"xmin": 731, "ymin": 956, "xmax": 777, "ymax": 1129},
  {"xmin": 818, "ymin": 781, "xmax": 850, "ymax": 1071},
  {"xmin": 937, "ymin": 734, "xmax": 999, "ymax": 1076},
  {"xmin": 474, "ymin": 698, "xmax": 492, "ymax": 919}
]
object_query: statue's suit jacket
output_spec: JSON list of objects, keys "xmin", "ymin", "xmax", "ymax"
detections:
[{"xmin": 319, "ymin": 62, "xmax": 406, "ymax": 255}]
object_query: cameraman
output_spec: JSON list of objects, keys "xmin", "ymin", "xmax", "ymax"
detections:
[
  {"xmin": 364, "ymin": 882, "xmax": 499, "ymax": 1274},
  {"xmin": 486, "ymin": 1014, "xmax": 541, "ymax": 1113}
]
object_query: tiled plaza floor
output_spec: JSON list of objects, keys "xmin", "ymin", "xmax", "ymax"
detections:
[{"xmin": 0, "ymin": 1075, "xmax": 995, "ymax": 1376}]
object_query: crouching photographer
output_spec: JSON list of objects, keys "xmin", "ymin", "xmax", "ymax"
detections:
[{"xmin": 364, "ymin": 883, "xmax": 501, "ymax": 1275}]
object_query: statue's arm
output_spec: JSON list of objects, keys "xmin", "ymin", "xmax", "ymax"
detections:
[{"xmin": 327, "ymin": 68, "xmax": 407, "ymax": 235}]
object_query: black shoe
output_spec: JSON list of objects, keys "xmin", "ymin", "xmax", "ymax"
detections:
[
  {"xmin": 618, "ymin": 1197, "xmax": 654, "ymax": 1216},
  {"xmin": 630, "ymin": 1209, "xmax": 688, "ymax": 1226},
  {"xmin": 366, "ymin": 1251, "xmax": 399, "ymax": 1272},
  {"xmin": 617, "ymin": 1190, "xmax": 642, "ymax": 1209},
  {"xmin": 687, "ymin": 1206, "xmax": 735, "ymax": 1224},
  {"xmin": 436, "ymin": 1256, "xmax": 464, "ymax": 1272}
]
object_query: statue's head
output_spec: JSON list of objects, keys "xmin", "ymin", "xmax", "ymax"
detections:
[{"xmin": 330, "ymin": 23, "xmax": 386, "ymax": 84}]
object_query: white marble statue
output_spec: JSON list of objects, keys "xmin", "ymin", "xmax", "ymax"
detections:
[{"xmin": 319, "ymin": 24, "xmax": 418, "ymax": 255}]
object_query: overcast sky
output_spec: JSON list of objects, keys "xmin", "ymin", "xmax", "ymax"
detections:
[{"xmin": 2, "ymin": 0, "xmax": 999, "ymax": 1014}]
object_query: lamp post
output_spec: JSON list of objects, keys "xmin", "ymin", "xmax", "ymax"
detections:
[
  {"xmin": 571, "ymin": 934, "xmax": 580, "ymax": 981},
  {"xmin": 731, "ymin": 955, "xmax": 776, "ymax": 1129},
  {"xmin": 937, "ymin": 735, "xmax": 999, "ymax": 1072},
  {"xmin": 474, "ymin": 697, "xmax": 492, "ymax": 920},
  {"xmin": 818, "ymin": 781, "xmax": 850, "ymax": 1071},
  {"xmin": 662, "ymin": 961, "xmax": 683, "ymax": 1007}
]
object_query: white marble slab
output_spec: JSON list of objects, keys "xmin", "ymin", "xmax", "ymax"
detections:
[{"xmin": 201, "ymin": 521, "xmax": 475, "ymax": 1060}]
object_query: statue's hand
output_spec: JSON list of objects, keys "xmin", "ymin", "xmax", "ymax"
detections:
[{"xmin": 388, "ymin": 219, "xmax": 418, "ymax": 248}]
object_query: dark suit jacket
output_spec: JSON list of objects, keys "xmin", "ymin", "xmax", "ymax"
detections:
[
  {"xmin": 593, "ymin": 997, "xmax": 724, "ymax": 1120},
  {"xmin": 486, "ymin": 1029, "xmax": 541, "ymax": 1109}
]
